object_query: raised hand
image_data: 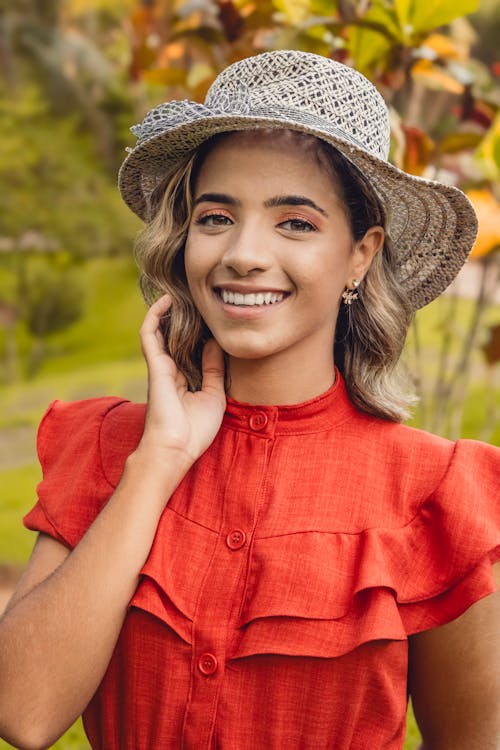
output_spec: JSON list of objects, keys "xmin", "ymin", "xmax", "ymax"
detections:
[{"xmin": 137, "ymin": 294, "xmax": 226, "ymax": 469}]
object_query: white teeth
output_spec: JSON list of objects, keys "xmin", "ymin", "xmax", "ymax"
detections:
[{"xmin": 220, "ymin": 289, "xmax": 284, "ymax": 306}]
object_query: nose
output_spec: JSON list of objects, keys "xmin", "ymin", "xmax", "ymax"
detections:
[{"xmin": 221, "ymin": 223, "xmax": 272, "ymax": 276}]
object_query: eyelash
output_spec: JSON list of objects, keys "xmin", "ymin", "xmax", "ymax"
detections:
[
  {"xmin": 194, "ymin": 211, "xmax": 317, "ymax": 233},
  {"xmin": 279, "ymin": 217, "xmax": 316, "ymax": 233},
  {"xmin": 195, "ymin": 211, "xmax": 233, "ymax": 227}
]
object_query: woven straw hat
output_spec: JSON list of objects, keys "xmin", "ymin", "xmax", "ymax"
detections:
[{"xmin": 118, "ymin": 49, "xmax": 477, "ymax": 310}]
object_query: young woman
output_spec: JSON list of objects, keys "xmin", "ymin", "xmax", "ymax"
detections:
[{"xmin": 0, "ymin": 50, "xmax": 499, "ymax": 750}]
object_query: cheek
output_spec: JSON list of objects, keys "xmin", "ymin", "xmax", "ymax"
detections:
[
  {"xmin": 184, "ymin": 236, "xmax": 203, "ymax": 289},
  {"xmin": 184, "ymin": 229, "xmax": 219, "ymax": 283},
  {"xmin": 293, "ymin": 246, "xmax": 350, "ymax": 288}
]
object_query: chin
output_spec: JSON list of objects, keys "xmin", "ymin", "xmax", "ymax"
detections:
[{"xmin": 215, "ymin": 336, "xmax": 281, "ymax": 361}]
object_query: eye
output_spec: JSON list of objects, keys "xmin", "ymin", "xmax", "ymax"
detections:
[
  {"xmin": 195, "ymin": 212, "xmax": 233, "ymax": 227},
  {"xmin": 279, "ymin": 218, "xmax": 316, "ymax": 233}
]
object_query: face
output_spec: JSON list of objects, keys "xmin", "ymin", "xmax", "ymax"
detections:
[{"xmin": 184, "ymin": 131, "xmax": 382, "ymax": 368}]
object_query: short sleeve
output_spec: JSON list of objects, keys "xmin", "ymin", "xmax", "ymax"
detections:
[
  {"xmin": 397, "ymin": 437, "xmax": 500, "ymax": 634},
  {"xmin": 23, "ymin": 397, "xmax": 128, "ymax": 548}
]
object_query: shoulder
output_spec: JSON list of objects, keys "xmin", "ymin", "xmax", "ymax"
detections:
[
  {"xmin": 349, "ymin": 410, "xmax": 498, "ymax": 490},
  {"xmin": 337, "ymin": 411, "xmax": 455, "ymax": 502}
]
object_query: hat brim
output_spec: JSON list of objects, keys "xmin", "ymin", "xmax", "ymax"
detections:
[{"xmin": 118, "ymin": 108, "xmax": 477, "ymax": 310}]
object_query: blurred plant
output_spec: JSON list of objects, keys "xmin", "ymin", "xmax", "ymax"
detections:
[
  {"xmin": 0, "ymin": 82, "xmax": 139, "ymax": 383},
  {"xmin": 23, "ymin": 263, "xmax": 85, "ymax": 376}
]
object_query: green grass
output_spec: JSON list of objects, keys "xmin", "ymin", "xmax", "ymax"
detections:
[
  {"xmin": 34, "ymin": 257, "xmax": 146, "ymax": 375},
  {"xmin": 405, "ymin": 293, "xmax": 500, "ymax": 444},
  {"xmin": 0, "ymin": 463, "xmax": 40, "ymax": 564}
]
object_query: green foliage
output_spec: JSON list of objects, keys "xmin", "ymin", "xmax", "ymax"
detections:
[
  {"xmin": 0, "ymin": 463, "xmax": 40, "ymax": 564},
  {"xmin": 394, "ymin": 0, "xmax": 478, "ymax": 36},
  {"xmin": 0, "ymin": 83, "xmax": 139, "ymax": 258},
  {"xmin": 348, "ymin": 0, "xmax": 479, "ymax": 72},
  {"xmin": 24, "ymin": 266, "xmax": 85, "ymax": 338}
]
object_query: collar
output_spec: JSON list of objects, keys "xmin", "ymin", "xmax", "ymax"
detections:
[{"xmin": 222, "ymin": 369, "xmax": 359, "ymax": 437}]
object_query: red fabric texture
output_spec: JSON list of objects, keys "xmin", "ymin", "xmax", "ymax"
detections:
[{"xmin": 24, "ymin": 374, "xmax": 500, "ymax": 749}]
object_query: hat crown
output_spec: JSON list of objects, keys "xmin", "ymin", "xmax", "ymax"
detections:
[{"xmin": 204, "ymin": 50, "xmax": 390, "ymax": 160}]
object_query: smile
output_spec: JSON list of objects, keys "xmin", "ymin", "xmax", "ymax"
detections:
[{"xmin": 217, "ymin": 289, "xmax": 285, "ymax": 306}]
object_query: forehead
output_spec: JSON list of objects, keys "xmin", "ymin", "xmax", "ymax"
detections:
[
  {"xmin": 202, "ymin": 129, "xmax": 325, "ymax": 161},
  {"xmin": 194, "ymin": 129, "xmax": 341, "ymax": 194}
]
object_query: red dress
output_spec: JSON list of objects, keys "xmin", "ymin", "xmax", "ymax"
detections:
[{"xmin": 24, "ymin": 374, "xmax": 500, "ymax": 749}]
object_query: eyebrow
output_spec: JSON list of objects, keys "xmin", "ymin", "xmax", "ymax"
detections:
[
  {"xmin": 193, "ymin": 192, "xmax": 328, "ymax": 216},
  {"xmin": 264, "ymin": 195, "xmax": 328, "ymax": 217},
  {"xmin": 193, "ymin": 192, "xmax": 241, "ymax": 207}
]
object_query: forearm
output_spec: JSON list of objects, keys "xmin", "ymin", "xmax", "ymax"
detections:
[{"xmin": 0, "ymin": 447, "xmax": 188, "ymax": 749}]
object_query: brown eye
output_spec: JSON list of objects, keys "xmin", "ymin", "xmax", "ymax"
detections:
[
  {"xmin": 280, "ymin": 218, "xmax": 316, "ymax": 232},
  {"xmin": 196, "ymin": 213, "xmax": 233, "ymax": 227}
]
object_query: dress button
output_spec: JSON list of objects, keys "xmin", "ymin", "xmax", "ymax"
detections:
[
  {"xmin": 249, "ymin": 412, "xmax": 268, "ymax": 431},
  {"xmin": 198, "ymin": 653, "xmax": 218, "ymax": 676},
  {"xmin": 226, "ymin": 529, "xmax": 246, "ymax": 550}
]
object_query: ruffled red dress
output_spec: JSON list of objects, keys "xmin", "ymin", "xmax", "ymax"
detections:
[{"xmin": 24, "ymin": 374, "xmax": 500, "ymax": 749}]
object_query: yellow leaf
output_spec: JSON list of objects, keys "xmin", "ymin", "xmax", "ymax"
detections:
[
  {"xmin": 408, "ymin": 0, "xmax": 478, "ymax": 34},
  {"xmin": 187, "ymin": 63, "xmax": 214, "ymax": 89},
  {"xmin": 142, "ymin": 67, "xmax": 187, "ymax": 86},
  {"xmin": 272, "ymin": 0, "xmax": 310, "ymax": 25},
  {"xmin": 466, "ymin": 189, "xmax": 500, "ymax": 259},
  {"xmin": 439, "ymin": 132, "xmax": 483, "ymax": 154},
  {"xmin": 475, "ymin": 111, "xmax": 500, "ymax": 182},
  {"xmin": 394, "ymin": 0, "xmax": 412, "ymax": 30}
]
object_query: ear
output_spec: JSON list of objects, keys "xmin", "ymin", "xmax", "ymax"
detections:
[{"xmin": 349, "ymin": 226, "xmax": 384, "ymax": 281}]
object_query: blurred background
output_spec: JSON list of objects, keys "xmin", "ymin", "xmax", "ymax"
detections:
[{"xmin": 0, "ymin": 1, "xmax": 499, "ymax": 747}]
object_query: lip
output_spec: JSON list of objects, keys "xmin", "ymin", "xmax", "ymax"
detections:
[{"xmin": 214, "ymin": 284, "xmax": 289, "ymax": 295}]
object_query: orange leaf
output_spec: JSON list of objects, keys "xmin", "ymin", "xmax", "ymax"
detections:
[
  {"xmin": 420, "ymin": 33, "xmax": 465, "ymax": 61},
  {"xmin": 402, "ymin": 125, "xmax": 434, "ymax": 176},
  {"xmin": 466, "ymin": 189, "xmax": 500, "ymax": 259},
  {"xmin": 411, "ymin": 60, "xmax": 464, "ymax": 95}
]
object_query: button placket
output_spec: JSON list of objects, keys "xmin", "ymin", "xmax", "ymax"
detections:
[{"xmin": 182, "ymin": 432, "xmax": 273, "ymax": 747}]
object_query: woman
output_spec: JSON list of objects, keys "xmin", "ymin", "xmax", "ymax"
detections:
[{"xmin": 0, "ymin": 50, "xmax": 499, "ymax": 750}]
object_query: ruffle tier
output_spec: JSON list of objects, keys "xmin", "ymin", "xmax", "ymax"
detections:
[{"xmin": 24, "ymin": 397, "xmax": 500, "ymax": 659}]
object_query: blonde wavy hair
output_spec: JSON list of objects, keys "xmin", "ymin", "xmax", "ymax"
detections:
[{"xmin": 134, "ymin": 131, "xmax": 416, "ymax": 422}]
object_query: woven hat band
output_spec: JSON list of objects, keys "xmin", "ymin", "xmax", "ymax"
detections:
[
  {"xmin": 205, "ymin": 51, "xmax": 391, "ymax": 161},
  {"xmin": 132, "ymin": 102, "xmax": 376, "ymax": 159}
]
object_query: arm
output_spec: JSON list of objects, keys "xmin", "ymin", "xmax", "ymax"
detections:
[
  {"xmin": 409, "ymin": 562, "xmax": 500, "ymax": 750},
  {"xmin": 0, "ymin": 295, "xmax": 226, "ymax": 750}
]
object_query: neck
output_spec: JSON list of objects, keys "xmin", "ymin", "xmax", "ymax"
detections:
[{"xmin": 226, "ymin": 350, "xmax": 336, "ymax": 405}]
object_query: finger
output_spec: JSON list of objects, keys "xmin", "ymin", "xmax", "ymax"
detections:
[
  {"xmin": 140, "ymin": 294, "xmax": 172, "ymax": 361},
  {"xmin": 200, "ymin": 339, "xmax": 226, "ymax": 403}
]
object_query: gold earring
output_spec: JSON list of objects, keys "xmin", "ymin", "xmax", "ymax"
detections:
[{"xmin": 342, "ymin": 279, "xmax": 360, "ymax": 305}]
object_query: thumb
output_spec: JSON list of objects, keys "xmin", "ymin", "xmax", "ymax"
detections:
[{"xmin": 200, "ymin": 339, "xmax": 226, "ymax": 405}]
